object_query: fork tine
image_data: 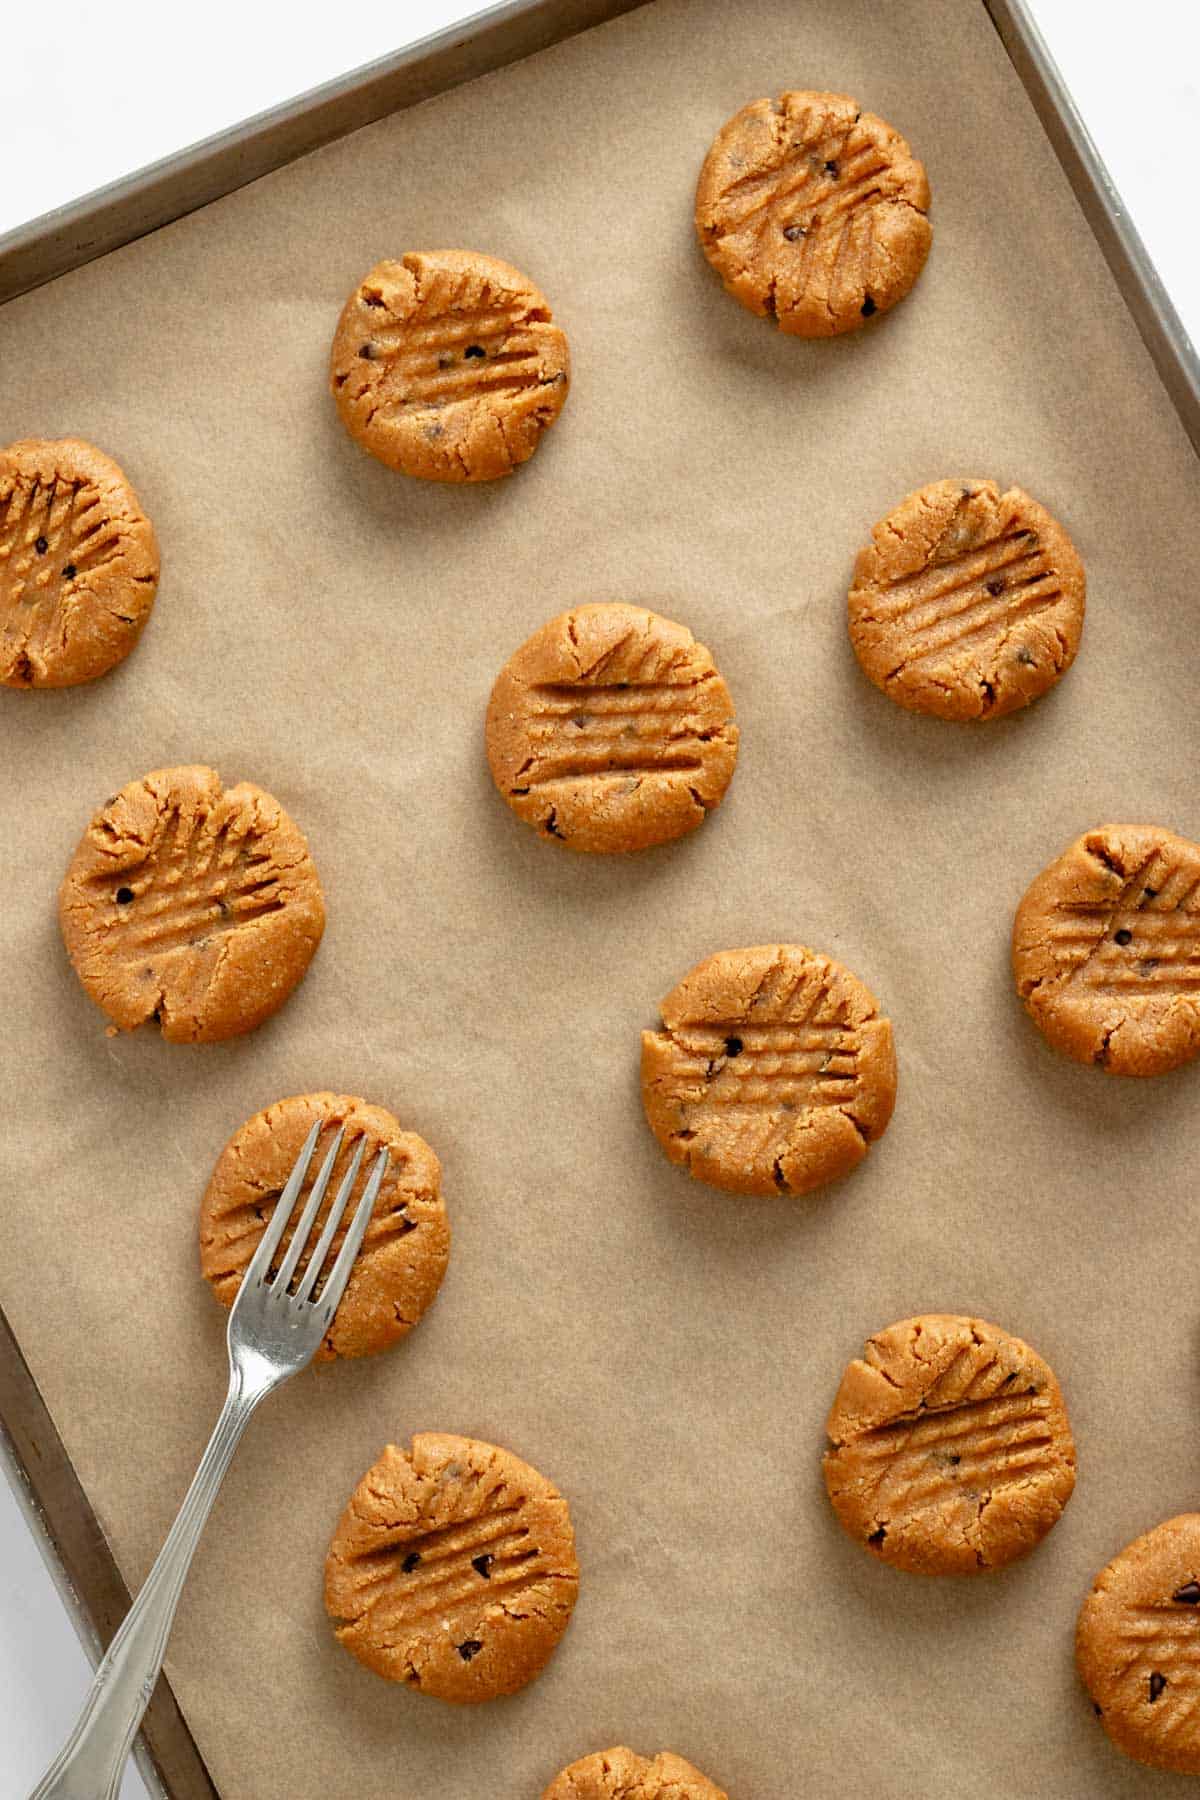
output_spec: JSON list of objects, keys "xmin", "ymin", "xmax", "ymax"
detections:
[
  {"xmin": 240, "ymin": 1120, "xmax": 322, "ymax": 1291},
  {"xmin": 294, "ymin": 1136, "xmax": 367, "ymax": 1305},
  {"xmin": 314, "ymin": 1150, "xmax": 389, "ymax": 1324},
  {"xmin": 270, "ymin": 1125, "xmax": 345, "ymax": 1292}
]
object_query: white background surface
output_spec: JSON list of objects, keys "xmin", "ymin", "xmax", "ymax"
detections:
[{"xmin": 2, "ymin": 3, "xmax": 1198, "ymax": 1796}]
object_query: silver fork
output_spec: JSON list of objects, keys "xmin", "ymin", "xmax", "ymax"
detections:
[{"xmin": 29, "ymin": 1121, "xmax": 389, "ymax": 1800}]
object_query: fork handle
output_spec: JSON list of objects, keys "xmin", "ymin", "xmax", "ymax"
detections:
[{"xmin": 28, "ymin": 1371, "xmax": 261, "ymax": 1800}]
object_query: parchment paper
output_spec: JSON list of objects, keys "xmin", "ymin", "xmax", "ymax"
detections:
[{"xmin": 3, "ymin": 1, "xmax": 1200, "ymax": 1794}]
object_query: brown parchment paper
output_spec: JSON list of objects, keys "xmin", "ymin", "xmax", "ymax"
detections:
[{"xmin": 3, "ymin": 0, "xmax": 1200, "ymax": 1794}]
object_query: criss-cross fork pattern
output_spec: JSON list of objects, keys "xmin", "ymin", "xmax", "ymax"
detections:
[
  {"xmin": 515, "ymin": 679, "xmax": 714, "ymax": 787},
  {"xmin": 871, "ymin": 524, "xmax": 1063, "ymax": 674},
  {"xmin": 1049, "ymin": 851, "xmax": 1200, "ymax": 997},
  {"xmin": 347, "ymin": 294, "xmax": 552, "ymax": 410},
  {"xmin": 1, "ymin": 474, "xmax": 129, "ymax": 670},
  {"xmin": 1113, "ymin": 1603, "xmax": 1200, "ymax": 1742},
  {"xmin": 92, "ymin": 800, "xmax": 286, "ymax": 967}
]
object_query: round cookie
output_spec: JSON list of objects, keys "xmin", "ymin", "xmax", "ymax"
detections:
[
  {"xmin": 200, "ymin": 1094, "xmax": 449, "ymax": 1361},
  {"xmin": 1, "ymin": 437, "xmax": 158, "ymax": 688},
  {"xmin": 544, "ymin": 1747, "xmax": 728, "ymax": 1798},
  {"xmin": 486, "ymin": 603, "xmax": 739, "ymax": 853},
  {"xmin": 1077, "ymin": 1514, "xmax": 1200, "ymax": 1775},
  {"xmin": 58, "ymin": 765, "xmax": 325, "ymax": 1043},
  {"xmin": 695, "ymin": 90, "xmax": 931, "ymax": 337},
  {"xmin": 823, "ymin": 1314, "xmax": 1076, "ymax": 1576},
  {"xmin": 847, "ymin": 479, "xmax": 1086, "ymax": 720},
  {"xmin": 324, "ymin": 1433, "xmax": 579, "ymax": 1702},
  {"xmin": 641, "ymin": 944, "xmax": 895, "ymax": 1196},
  {"xmin": 1013, "ymin": 823, "xmax": 1200, "ymax": 1076},
  {"xmin": 330, "ymin": 250, "xmax": 569, "ymax": 482}
]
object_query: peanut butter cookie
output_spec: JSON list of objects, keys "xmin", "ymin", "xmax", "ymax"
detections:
[
  {"xmin": 823, "ymin": 1315, "xmax": 1076, "ymax": 1575},
  {"xmin": 544, "ymin": 1747, "xmax": 729, "ymax": 1798},
  {"xmin": 695, "ymin": 90, "xmax": 931, "ymax": 337},
  {"xmin": 1013, "ymin": 824, "xmax": 1200, "ymax": 1075},
  {"xmin": 486, "ymin": 603, "xmax": 738, "ymax": 853},
  {"xmin": 1, "ymin": 437, "xmax": 158, "ymax": 687},
  {"xmin": 848, "ymin": 479, "xmax": 1086, "ymax": 720},
  {"xmin": 200, "ymin": 1094, "xmax": 449, "ymax": 1361},
  {"xmin": 330, "ymin": 250, "xmax": 569, "ymax": 482},
  {"xmin": 325, "ymin": 1434, "xmax": 579, "ymax": 1702},
  {"xmin": 59, "ymin": 765, "xmax": 324, "ymax": 1042},
  {"xmin": 641, "ymin": 944, "xmax": 895, "ymax": 1196},
  {"xmin": 1077, "ymin": 1514, "xmax": 1200, "ymax": 1775}
]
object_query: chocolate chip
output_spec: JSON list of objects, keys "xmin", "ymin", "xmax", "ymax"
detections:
[
  {"xmin": 457, "ymin": 1639, "xmax": 483, "ymax": 1661},
  {"xmin": 358, "ymin": 344, "xmax": 374, "ymax": 359},
  {"xmin": 783, "ymin": 224, "xmax": 806, "ymax": 241},
  {"xmin": 724, "ymin": 1036, "xmax": 744, "ymax": 1057},
  {"xmin": 401, "ymin": 1552, "xmax": 421, "ymax": 1573},
  {"xmin": 867, "ymin": 1526, "xmax": 886, "ymax": 1546},
  {"xmin": 437, "ymin": 353, "xmax": 453, "ymax": 368},
  {"xmin": 1145, "ymin": 886, "xmax": 1159, "ymax": 899},
  {"xmin": 860, "ymin": 295, "xmax": 876, "ymax": 317},
  {"xmin": 62, "ymin": 563, "xmax": 76, "ymax": 579},
  {"xmin": 1016, "ymin": 648, "xmax": 1035, "ymax": 666},
  {"xmin": 363, "ymin": 291, "xmax": 384, "ymax": 307},
  {"xmin": 824, "ymin": 160, "xmax": 839, "ymax": 176},
  {"xmin": 1092, "ymin": 1702, "xmax": 1103, "ymax": 1717},
  {"xmin": 34, "ymin": 536, "xmax": 48, "ymax": 555},
  {"xmin": 471, "ymin": 1554, "xmax": 494, "ymax": 1579},
  {"xmin": 948, "ymin": 1453, "xmax": 961, "ymax": 1465},
  {"xmin": 116, "ymin": 886, "xmax": 134, "ymax": 904},
  {"xmin": 986, "ymin": 578, "xmax": 1005, "ymax": 596},
  {"xmin": 572, "ymin": 714, "xmax": 588, "ymax": 729},
  {"xmin": 1150, "ymin": 1672, "xmax": 1167, "ymax": 1702},
  {"xmin": 464, "ymin": 344, "xmax": 486, "ymax": 359},
  {"xmin": 1173, "ymin": 1581, "xmax": 1200, "ymax": 1604},
  {"xmin": 1114, "ymin": 928, "xmax": 1133, "ymax": 945}
]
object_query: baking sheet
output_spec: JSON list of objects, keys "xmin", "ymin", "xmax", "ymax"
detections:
[{"xmin": 2, "ymin": 0, "xmax": 1200, "ymax": 1794}]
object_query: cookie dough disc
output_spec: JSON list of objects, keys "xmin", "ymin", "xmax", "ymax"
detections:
[
  {"xmin": 695, "ymin": 90, "xmax": 931, "ymax": 337},
  {"xmin": 325, "ymin": 1434, "xmax": 579, "ymax": 1702},
  {"xmin": 58, "ymin": 765, "xmax": 325, "ymax": 1043},
  {"xmin": 486, "ymin": 603, "xmax": 739, "ymax": 853},
  {"xmin": 543, "ymin": 1747, "xmax": 729, "ymax": 1798},
  {"xmin": 823, "ymin": 1315, "xmax": 1077, "ymax": 1575},
  {"xmin": 1, "ymin": 437, "xmax": 159, "ymax": 687},
  {"xmin": 848, "ymin": 479, "xmax": 1086, "ymax": 720},
  {"xmin": 1077, "ymin": 1514, "xmax": 1200, "ymax": 1775},
  {"xmin": 330, "ymin": 250, "xmax": 569, "ymax": 482},
  {"xmin": 640, "ymin": 944, "xmax": 895, "ymax": 1196},
  {"xmin": 1013, "ymin": 823, "xmax": 1200, "ymax": 1075},
  {"xmin": 200, "ymin": 1094, "xmax": 449, "ymax": 1361}
]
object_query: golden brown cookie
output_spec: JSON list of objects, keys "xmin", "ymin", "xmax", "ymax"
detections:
[
  {"xmin": 544, "ymin": 1747, "xmax": 728, "ymax": 1798},
  {"xmin": 1013, "ymin": 824, "xmax": 1200, "ymax": 1076},
  {"xmin": 58, "ymin": 765, "xmax": 324, "ymax": 1043},
  {"xmin": 823, "ymin": 1315, "xmax": 1076, "ymax": 1576},
  {"xmin": 641, "ymin": 944, "xmax": 895, "ymax": 1196},
  {"xmin": 1, "ymin": 437, "xmax": 158, "ymax": 688},
  {"xmin": 330, "ymin": 250, "xmax": 569, "ymax": 482},
  {"xmin": 695, "ymin": 90, "xmax": 931, "ymax": 337},
  {"xmin": 324, "ymin": 1433, "xmax": 578, "ymax": 1702},
  {"xmin": 486, "ymin": 603, "xmax": 738, "ymax": 854},
  {"xmin": 1077, "ymin": 1514, "xmax": 1200, "ymax": 1775},
  {"xmin": 199, "ymin": 1094, "xmax": 449, "ymax": 1361},
  {"xmin": 847, "ymin": 479, "xmax": 1086, "ymax": 720}
]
